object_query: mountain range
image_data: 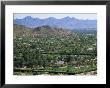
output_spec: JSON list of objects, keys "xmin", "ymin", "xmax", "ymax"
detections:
[{"xmin": 14, "ymin": 16, "xmax": 97, "ymax": 30}]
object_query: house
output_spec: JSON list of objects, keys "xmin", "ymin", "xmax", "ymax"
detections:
[
  {"xmin": 56, "ymin": 61, "xmax": 64, "ymax": 65},
  {"xmin": 87, "ymin": 48, "xmax": 93, "ymax": 51}
]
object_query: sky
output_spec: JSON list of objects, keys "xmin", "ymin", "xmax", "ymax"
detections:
[{"xmin": 14, "ymin": 13, "xmax": 97, "ymax": 20}]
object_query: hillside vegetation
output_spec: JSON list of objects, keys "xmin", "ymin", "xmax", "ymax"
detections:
[{"xmin": 14, "ymin": 24, "xmax": 97, "ymax": 75}]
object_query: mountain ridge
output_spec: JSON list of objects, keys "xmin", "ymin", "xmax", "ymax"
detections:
[
  {"xmin": 14, "ymin": 16, "xmax": 97, "ymax": 30},
  {"xmin": 14, "ymin": 24, "xmax": 73, "ymax": 38}
]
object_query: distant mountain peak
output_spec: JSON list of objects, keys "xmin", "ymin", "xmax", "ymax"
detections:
[
  {"xmin": 48, "ymin": 17, "xmax": 56, "ymax": 19},
  {"xmin": 24, "ymin": 16, "xmax": 33, "ymax": 20},
  {"xmin": 14, "ymin": 16, "xmax": 97, "ymax": 30},
  {"xmin": 65, "ymin": 16, "xmax": 71, "ymax": 18},
  {"xmin": 62, "ymin": 16, "xmax": 71, "ymax": 19}
]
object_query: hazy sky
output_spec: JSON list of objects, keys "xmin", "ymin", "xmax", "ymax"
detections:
[{"xmin": 14, "ymin": 13, "xmax": 97, "ymax": 20}]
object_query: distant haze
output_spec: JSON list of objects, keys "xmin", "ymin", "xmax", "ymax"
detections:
[{"xmin": 14, "ymin": 13, "xmax": 97, "ymax": 20}]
